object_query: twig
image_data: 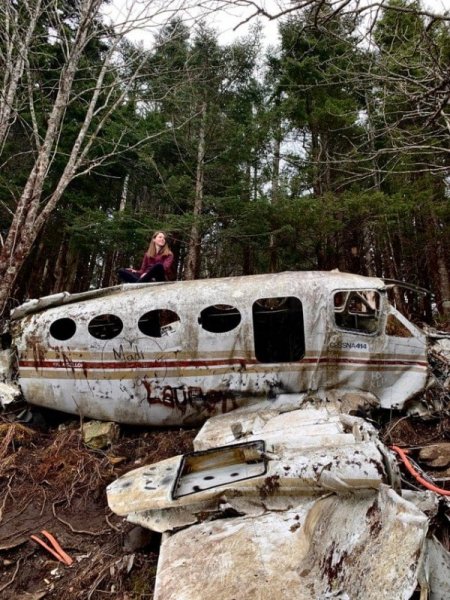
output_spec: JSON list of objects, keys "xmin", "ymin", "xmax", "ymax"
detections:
[
  {"xmin": 0, "ymin": 495, "xmax": 37, "ymax": 528},
  {"xmin": 0, "ymin": 475, "xmax": 13, "ymax": 522},
  {"xmin": 381, "ymin": 415, "xmax": 410, "ymax": 443},
  {"xmin": 52, "ymin": 502, "xmax": 110, "ymax": 536},
  {"xmin": 105, "ymin": 511, "xmax": 121, "ymax": 532},
  {"xmin": 87, "ymin": 564, "xmax": 110, "ymax": 600},
  {"xmin": 0, "ymin": 558, "xmax": 21, "ymax": 593},
  {"xmin": 39, "ymin": 487, "xmax": 47, "ymax": 516}
]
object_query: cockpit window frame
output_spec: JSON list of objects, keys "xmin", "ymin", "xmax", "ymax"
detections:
[{"xmin": 332, "ymin": 289, "xmax": 382, "ymax": 336}]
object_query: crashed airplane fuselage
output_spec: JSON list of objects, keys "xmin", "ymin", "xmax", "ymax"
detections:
[{"xmin": 8, "ymin": 271, "xmax": 429, "ymax": 425}]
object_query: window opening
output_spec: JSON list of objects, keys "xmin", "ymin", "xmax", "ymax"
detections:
[
  {"xmin": 334, "ymin": 290, "xmax": 380, "ymax": 334},
  {"xmin": 138, "ymin": 309, "xmax": 180, "ymax": 338},
  {"xmin": 1, "ymin": 331, "xmax": 12, "ymax": 349},
  {"xmin": 88, "ymin": 314, "xmax": 123, "ymax": 340},
  {"xmin": 252, "ymin": 296, "xmax": 304, "ymax": 363},
  {"xmin": 199, "ymin": 304, "xmax": 241, "ymax": 333},
  {"xmin": 386, "ymin": 314, "xmax": 413, "ymax": 338},
  {"xmin": 50, "ymin": 318, "xmax": 76, "ymax": 341},
  {"xmin": 172, "ymin": 441, "xmax": 266, "ymax": 499}
]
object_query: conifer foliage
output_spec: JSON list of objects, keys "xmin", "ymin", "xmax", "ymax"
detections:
[{"xmin": 0, "ymin": 0, "xmax": 449, "ymax": 321}]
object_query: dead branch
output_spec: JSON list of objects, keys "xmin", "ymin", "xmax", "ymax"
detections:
[
  {"xmin": 105, "ymin": 511, "xmax": 122, "ymax": 533},
  {"xmin": 52, "ymin": 501, "xmax": 111, "ymax": 536},
  {"xmin": 0, "ymin": 558, "xmax": 21, "ymax": 594},
  {"xmin": 0, "ymin": 477, "xmax": 11, "ymax": 523}
]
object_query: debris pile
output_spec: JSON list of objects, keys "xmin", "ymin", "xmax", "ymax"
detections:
[{"xmin": 107, "ymin": 399, "xmax": 450, "ymax": 600}]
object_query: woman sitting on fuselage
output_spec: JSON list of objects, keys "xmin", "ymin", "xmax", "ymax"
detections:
[{"xmin": 117, "ymin": 231, "xmax": 174, "ymax": 283}]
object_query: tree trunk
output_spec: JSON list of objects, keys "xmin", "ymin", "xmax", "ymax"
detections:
[
  {"xmin": 361, "ymin": 224, "xmax": 377, "ymax": 277},
  {"xmin": 382, "ymin": 237, "xmax": 406, "ymax": 315},
  {"xmin": 0, "ymin": 0, "xmax": 105, "ymax": 317},
  {"xmin": 102, "ymin": 174, "xmax": 130, "ymax": 288},
  {"xmin": 0, "ymin": 0, "xmax": 43, "ymax": 151},
  {"xmin": 185, "ymin": 101, "xmax": 207, "ymax": 280},
  {"xmin": 269, "ymin": 120, "xmax": 281, "ymax": 273},
  {"xmin": 426, "ymin": 211, "xmax": 450, "ymax": 317}
]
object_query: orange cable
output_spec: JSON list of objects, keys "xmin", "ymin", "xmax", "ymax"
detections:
[
  {"xmin": 30, "ymin": 531, "xmax": 73, "ymax": 566},
  {"xmin": 391, "ymin": 445, "xmax": 450, "ymax": 497},
  {"xmin": 40, "ymin": 530, "xmax": 73, "ymax": 565}
]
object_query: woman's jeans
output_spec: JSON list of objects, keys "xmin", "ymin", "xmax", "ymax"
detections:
[{"xmin": 117, "ymin": 263, "xmax": 165, "ymax": 283}]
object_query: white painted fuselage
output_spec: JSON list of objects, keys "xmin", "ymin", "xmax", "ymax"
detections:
[{"xmin": 11, "ymin": 271, "xmax": 429, "ymax": 425}]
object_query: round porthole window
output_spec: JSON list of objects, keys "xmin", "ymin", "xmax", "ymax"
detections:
[
  {"xmin": 138, "ymin": 309, "xmax": 180, "ymax": 337},
  {"xmin": 199, "ymin": 304, "xmax": 241, "ymax": 333},
  {"xmin": 88, "ymin": 314, "xmax": 123, "ymax": 340},
  {"xmin": 50, "ymin": 317, "xmax": 77, "ymax": 341}
]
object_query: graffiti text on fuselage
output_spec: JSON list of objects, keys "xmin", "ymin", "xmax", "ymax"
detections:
[
  {"xmin": 141, "ymin": 378, "xmax": 238, "ymax": 415},
  {"xmin": 113, "ymin": 344, "xmax": 144, "ymax": 361}
]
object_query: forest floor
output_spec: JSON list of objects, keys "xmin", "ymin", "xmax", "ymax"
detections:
[
  {"xmin": 1, "ymin": 398, "xmax": 450, "ymax": 600},
  {"xmin": 0, "ymin": 407, "xmax": 196, "ymax": 600}
]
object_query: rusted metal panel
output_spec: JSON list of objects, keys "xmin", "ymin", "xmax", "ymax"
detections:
[
  {"xmin": 427, "ymin": 536, "xmax": 450, "ymax": 600},
  {"xmin": 106, "ymin": 402, "xmax": 449, "ymax": 598}
]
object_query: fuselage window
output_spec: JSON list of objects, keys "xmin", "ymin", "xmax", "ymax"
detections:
[
  {"xmin": 138, "ymin": 309, "xmax": 180, "ymax": 338},
  {"xmin": 252, "ymin": 296, "xmax": 305, "ymax": 363},
  {"xmin": 88, "ymin": 314, "xmax": 123, "ymax": 340},
  {"xmin": 199, "ymin": 304, "xmax": 241, "ymax": 333},
  {"xmin": 334, "ymin": 290, "xmax": 380, "ymax": 335},
  {"xmin": 50, "ymin": 317, "xmax": 76, "ymax": 341}
]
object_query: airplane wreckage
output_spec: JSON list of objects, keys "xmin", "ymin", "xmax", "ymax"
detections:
[{"xmin": 1, "ymin": 270, "xmax": 450, "ymax": 599}]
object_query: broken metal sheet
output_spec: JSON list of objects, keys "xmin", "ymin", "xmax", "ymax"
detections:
[
  {"xmin": 427, "ymin": 537, "xmax": 450, "ymax": 600},
  {"xmin": 427, "ymin": 336, "xmax": 450, "ymax": 391},
  {"xmin": 9, "ymin": 284, "xmax": 162, "ymax": 321},
  {"xmin": 401, "ymin": 490, "xmax": 440, "ymax": 517},
  {"xmin": 153, "ymin": 486, "xmax": 428, "ymax": 600},
  {"xmin": 106, "ymin": 406, "xmax": 392, "ymax": 532},
  {"xmin": 193, "ymin": 401, "xmax": 379, "ymax": 451},
  {"xmin": 0, "ymin": 349, "xmax": 14, "ymax": 380},
  {"xmin": 0, "ymin": 381, "xmax": 21, "ymax": 408},
  {"xmin": 107, "ymin": 439, "xmax": 390, "ymax": 522}
]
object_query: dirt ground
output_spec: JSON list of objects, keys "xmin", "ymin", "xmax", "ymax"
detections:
[
  {"xmin": 0, "ymin": 406, "xmax": 196, "ymax": 600},
  {"xmin": 1, "ymin": 398, "xmax": 450, "ymax": 600}
]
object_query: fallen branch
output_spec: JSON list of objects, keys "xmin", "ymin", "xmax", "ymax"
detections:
[
  {"xmin": 0, "ymin": 558, "xmax": 21, "ymax": 593},
  {"xmin": 87, "ymin": 564, "xmax": 110, "ymax": 600},
  {"xmin": 0, "ymin": 495, "xmax": 35, "ymax": 528},
  {"xmin": 52, "ymin": 502, "xmax": 110, "ymax": 536},
  {"xmin": 0, "ymin": 475, "xmax": 12, "ymax": 522},
  {"xmin": 105, "ymin": 511, "xmax": 121, "ymax": 532}
]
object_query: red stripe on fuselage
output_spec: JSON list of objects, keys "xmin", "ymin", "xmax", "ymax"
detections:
[{"xmin": 18, "ymin": 356, "xmax": 429, "ymax": 370}]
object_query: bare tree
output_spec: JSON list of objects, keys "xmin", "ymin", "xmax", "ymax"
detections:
[
  {"xmin": 0, "ymin": 0, "xmax": 207, "ymax": 316},
  {"xmin": 0, "ymin": 0, "xmax": 44, "ymax": 153},
  {"xmin": 185, "ymin": 100, "xmax": 207, "ymax": 280},
  {"xmin": 226, "ymin": 0, "xmax": 450, "ymax": 30}
]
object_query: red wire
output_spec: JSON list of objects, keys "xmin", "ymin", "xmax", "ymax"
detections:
[{"xmin": 391, "ymin": 445, "xmax": 450, "ymax": 497}]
